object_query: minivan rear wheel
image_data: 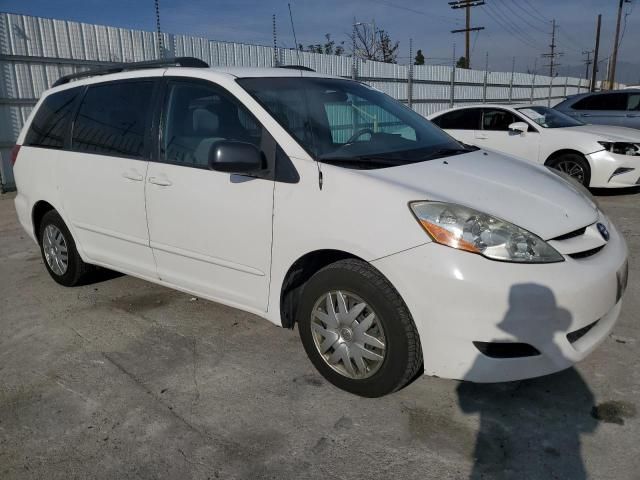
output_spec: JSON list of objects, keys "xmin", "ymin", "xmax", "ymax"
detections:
[
  {"xmin": 39, "ymin": 210, "xmax": 91, "ymax": 286},
  {"xmin": 297, "ymin": 259, "xmax": 422, "ymax": 397}
]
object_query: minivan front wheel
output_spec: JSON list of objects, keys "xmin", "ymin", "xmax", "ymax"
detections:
[
  {"xmin": 297, "ymin": 259, "xmax": 423, "ymax": 397},
  {"xmin": 39, "ymin": 210, "xmax": 91, "ymax": 286}
]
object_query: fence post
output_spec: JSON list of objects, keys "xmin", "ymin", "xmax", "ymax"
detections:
[
  {"xmin": 450, "ymin": 45, "xmax": 456, "ymax": 108},
  {"xmin": 530, "ymin": 72, "xmax": 536, "ymax": 103},
  {"xmin": 408, "ymin": 38, "xmax": 413, "ymax": 109},
  {"xmin": 508, "ymin": 57, "xmax": 515, "ymax": 104},
  {"xmin": 351, "ymin": 20, "xmax": 357, "ymax": 80},
  {"xmin": 564, "ymin": 76, "xmax": 569, "ymax": 99},
  {"xmin": 482, "ymin": 52, "xmax": 488, "ymax": 103},
  {"xmin": 547, "ymin": 75, "xmax": 554, "ymax": 107}
]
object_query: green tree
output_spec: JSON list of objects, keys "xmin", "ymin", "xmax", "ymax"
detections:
[
  {"xmin": 414, "ymin": 49, "xmax": 425, "ymax": 65},
  {"xmin": 456, "ymin": 56, "xmax": 468, "ymax": 69}
]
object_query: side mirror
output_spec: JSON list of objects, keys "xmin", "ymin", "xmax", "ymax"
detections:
[
  {"xmin": 508, "ymin": 122, "xmax": 529, "ymax": 134},
  {"xmin": 208, "ymin": 141, "xmax": 264, "ymax": 174}
]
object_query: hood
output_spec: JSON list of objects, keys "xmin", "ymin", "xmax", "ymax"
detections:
[
  {"xmin": 364, "ymin": 150, "xmax": 598, "ymax": 240},
  {"xmin": 570, "ymin": 124, "xmax": 640, "ymax": 143}
]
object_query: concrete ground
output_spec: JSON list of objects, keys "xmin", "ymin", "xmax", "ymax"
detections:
[{"xmin": 0, "ymin": 189, "xmax": 638, "ymax": 480}]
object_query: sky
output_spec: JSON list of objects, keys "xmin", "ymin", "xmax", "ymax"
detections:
[{"xmin": 2, "ymin": 0, "xmax": 638, "ymax": 80}]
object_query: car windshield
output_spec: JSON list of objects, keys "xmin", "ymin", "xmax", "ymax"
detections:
[
  {"xmin": 517, "ymin": 106, "xmax": 584, "ymax": 128},
  {"xmin": 237, "ymin": 76, "xmax": 471, "ymax": 168}
]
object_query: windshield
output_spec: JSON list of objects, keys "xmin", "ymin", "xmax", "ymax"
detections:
[
  {"xmin": 517, "ymin": 106, "xmax": 584, "ymax": 128},
  {"xmin": 237, "ymin": 77, "xmax": 470, "ymax": 168}
]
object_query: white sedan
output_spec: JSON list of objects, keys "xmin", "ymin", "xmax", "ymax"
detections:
[{"xmin": 429, "ymin": 104, "xmax": 640, "ymax": 187}]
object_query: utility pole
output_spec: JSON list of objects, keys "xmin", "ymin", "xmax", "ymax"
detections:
[
  {"xmin": 541, "ymin": 19, "xmax": 562, "ymax": 77},
  {"xmin": 582, "ymin": 50, "xmax": 593, "ymax": 80},
  {"xmin": 591, "ymin": 14, "xmax": 602, "ymax": 91},
  {"xmin": 449, "ymin": 0, "xmax": 485, "ymax": 69},
  {"xmin": 607, "ymin": 0, "xmax": 630, "ymax": 89}
]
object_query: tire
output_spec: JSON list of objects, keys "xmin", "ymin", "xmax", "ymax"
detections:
[
  {"xmin": 38, "ymin": 210, "xmax": 91, "ymax": 286},
  {"xmin": 548, "ymin": 153, "xmax": 591, "ymax": 187},
  {"xmin": 297, "ymin": 259, "xmax": 423, "ymax": 397}
]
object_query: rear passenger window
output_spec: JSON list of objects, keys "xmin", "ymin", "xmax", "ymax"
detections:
[
  {"xmin": 573, "ymin": 93, "xmax": 628, "ymax": 111},
  {"xmin": 627, "ymin": 94, "xmax": 640, "ymax": 111},
  {"xmin": 162, "ymin": 82, "xmax": 262, "ymax": 167},
  {"xmin": 72, "ymin": 81, "xmax": 154, "ymax": 158},
  {"xmin": 25, "ymin": 88, "xmax": 80, "ymax": 149},
  {"xmin": 431, "ymin": 109, "xmax": 482, "ymax": 130}
]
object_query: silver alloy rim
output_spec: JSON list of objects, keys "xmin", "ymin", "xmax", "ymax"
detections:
[
  {"xmin": 42, "ymin": 224, "xmax": 69, "ymax": 276},
  {"xmin": 556, "ymin": 160, "xmax": 585, "ymax": 183},
  {"xmin": 310, "ymin": 290, "xmax": 386, "ymax": 379}
]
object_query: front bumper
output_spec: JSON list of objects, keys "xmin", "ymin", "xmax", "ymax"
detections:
[
  {"xmin": 372, "ymin": 220, "xmax": 628, "ymax": 382},
  {"xmin": 588, "ymin": 149, "xmax": 640, "ymax": 188}
]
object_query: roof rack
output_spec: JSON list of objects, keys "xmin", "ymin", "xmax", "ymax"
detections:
[
  {"xmin": 52, "ymin": 57, "xmax": 209, "ymax": 87},
  {"xmin": 277, "ymin": 65, "xmax": 315, "ymax": 72}
]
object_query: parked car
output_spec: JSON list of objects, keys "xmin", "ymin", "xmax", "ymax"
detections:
[
  {"xmin": 429, "ymin": 104, "xmax": 640, "ymax": 187},
  {"xmin": 12, "ymin": 58, "xmax": 629, "ymax": 397},
  {"xmin": 554, "ymin": 89, "xmax": 640, "ymax": 130}
]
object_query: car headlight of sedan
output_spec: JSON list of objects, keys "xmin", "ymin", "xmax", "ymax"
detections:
[
  {"xmin": 410, "ymin": 202, "xmax": 564, "ymax": 263},
  {"xmin": 598, "ymin": 141, "xmax": 640, "ymax": 156}
]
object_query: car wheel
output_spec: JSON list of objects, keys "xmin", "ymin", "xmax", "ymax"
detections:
[
  {"xmin": 549, "ymin": 153, "xmax": 591, "ymax": 187},
  {"xmin": 297, "ymin": 259, "xmax": 423, "ymax": 397},
  {"xmin": 39, "ymin": 210, "xmax": 91, "ymax": 286}
]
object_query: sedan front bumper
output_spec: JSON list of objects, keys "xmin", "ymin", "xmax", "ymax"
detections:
[{"xmin": 588, "ymin": 149, "xmax": 640, "ymax": 188}]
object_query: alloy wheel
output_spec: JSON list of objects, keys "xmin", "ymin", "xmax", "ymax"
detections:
[{"xmin": 42, "ymin": 224, "xmax": 69, "ymax": 276}]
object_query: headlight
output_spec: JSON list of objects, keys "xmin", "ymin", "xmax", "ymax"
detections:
[
  {"xmin": 410, "ymin": 202, "xmax": 564, "ymax": 263},
  {"xmin": 598, "ymin": 141, "xmax": 640, "ymax": 156}
]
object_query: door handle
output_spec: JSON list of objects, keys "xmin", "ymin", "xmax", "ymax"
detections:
[
  {"xmin": 580, "ymin": 113, "xmax": 591, "ymax": 117},
  {"xmin": 122, "ymin": 171, "xmax": 143, "ymax": 182},
  {"xmin": 627, "ymin": 113, "xmax": 639, "ymax": 117},
  {"xmin": 475, "ymin": 134, "xmax": 488, "ymax": 139},
  {"xmin": 148, "ymin": 176, "xmax": 173, "ymax": 186}
]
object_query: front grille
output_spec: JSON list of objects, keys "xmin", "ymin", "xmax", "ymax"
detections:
[
  {"xmin": 569, "ymin": 245, "xmax": 605, "ymax": 259},
  {"xmin": 567, "ymin": 320, "xmax": 599, "ymax": 344},
  {"xmin": 473, "ymin": 341, "xmax": 540, "ymax": 358},
  {"xmin": 552, "ymin": 227, "xmax": 587, "ymax": 241}
]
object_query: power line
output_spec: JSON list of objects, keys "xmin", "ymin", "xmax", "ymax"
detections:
[
  {"xmin": 520, "ymin": 0, "xmax": 551, "ymax": 24},
  {"xmin": 511, "ymin": 0, "xmax": 550, "ymax": 26},
  {"xmin": 480, "ymin": 3, "xmax": 542, "ymax": 50},
  {"xmin": 495, "ymin": 0, "xmax": 549, "ymax": 33},
  {"xmin": 485, "ymin": 1, "xmax": 542, "ymax": 46}
]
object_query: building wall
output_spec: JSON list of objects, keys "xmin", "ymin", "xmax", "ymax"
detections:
[{"xmin": 0, "ymin": 12, "xmax": 601, "ymax": 191}]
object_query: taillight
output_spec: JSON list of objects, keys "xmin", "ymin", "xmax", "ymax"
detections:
[{"xmin": 10, "ymin": 144, "xmax": 21, "ymax": 166}]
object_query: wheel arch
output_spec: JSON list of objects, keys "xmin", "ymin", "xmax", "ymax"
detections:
[
  {"xmin": 544, "ymin": 149, "xmax": 591, "ymax": 167},
  {"xmin": 32, "ymin": 200, "xmax": 57, "ymax": 242},
  {"xmin": 279, "ymin": 249, "xmax": 365, "ymax": 329}
]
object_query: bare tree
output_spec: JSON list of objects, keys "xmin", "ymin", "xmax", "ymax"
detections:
[
  {"xmin": 353, "ymin": 23, "xmax": 399, "ymax": 64},
  {"xmin": 299, "ymin": 34, "xmax": 345, "ymax": 55}
]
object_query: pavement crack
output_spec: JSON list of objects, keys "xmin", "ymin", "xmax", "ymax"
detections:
[{"xmin": 191, "ymin": 337, "xmax": 201, "ymax": 418}]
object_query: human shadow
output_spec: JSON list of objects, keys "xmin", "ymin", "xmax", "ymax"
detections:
[{"xmin": 457, "ymin": 283, "xmax": 599, "ymax": 479}]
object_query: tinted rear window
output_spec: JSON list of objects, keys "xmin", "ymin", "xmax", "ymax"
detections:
[
  {"xmin": 72, "ymin": 81, "xmax": 155, "ymax": 158},
  {"xmin": 572, "ymin": 93, "xmax": 628, "ymax": 111},
  {"xmin": 25, "ymin": 88, "xmax": 80, "ymax": 149},
  {"xmin": 432, "ymin": 109, "xmax": 482, "ymax": 130}
]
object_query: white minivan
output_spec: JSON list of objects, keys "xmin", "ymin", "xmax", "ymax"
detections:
[{"xmin": 12, "ymin": 58, "xmax": 628, "ymax": 397}]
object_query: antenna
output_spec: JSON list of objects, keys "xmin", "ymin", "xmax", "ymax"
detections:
[{"xmin": 288, "ymin": 3, "xmax": 301, "ymax": 67}]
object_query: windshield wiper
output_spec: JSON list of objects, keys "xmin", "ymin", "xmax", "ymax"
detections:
[
  {"xmin": 317, "ymin": 156, "xmax": 404, "ymax": 169},
  {"xmin": 418, "ymin": 147, "xmax": 472, "ymax": 160}
]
